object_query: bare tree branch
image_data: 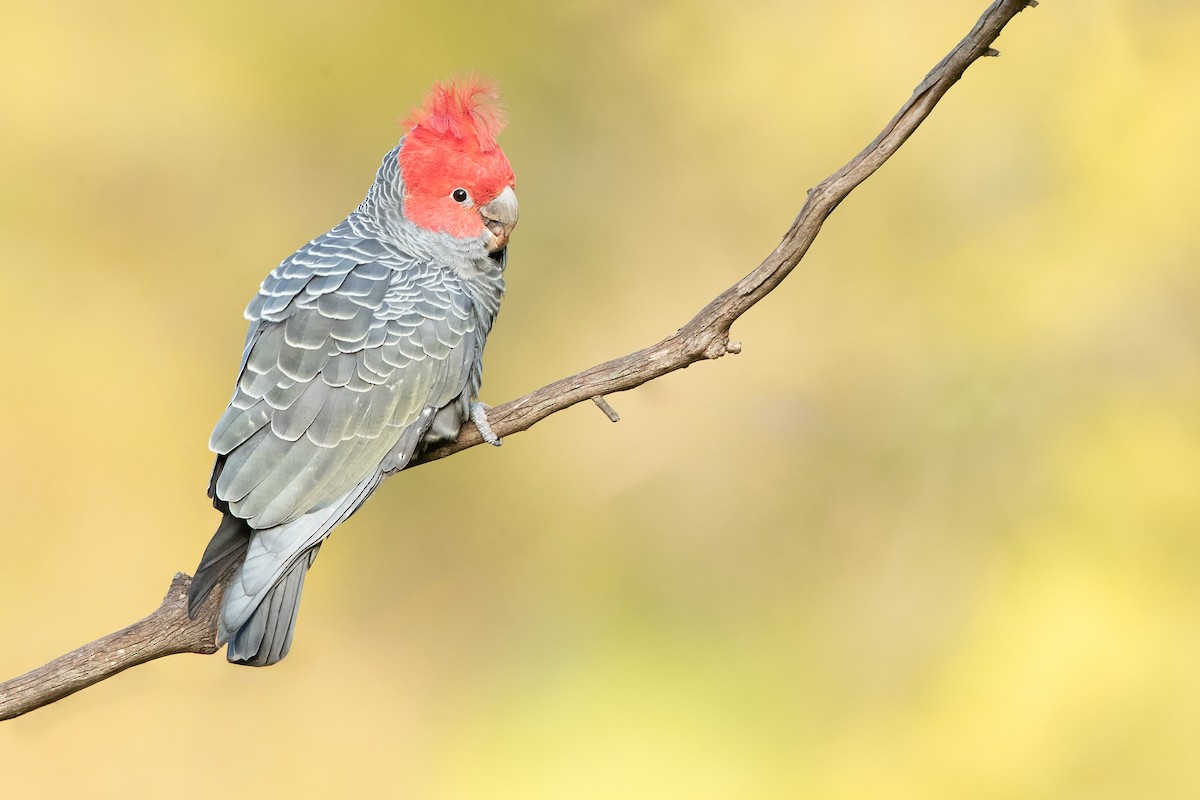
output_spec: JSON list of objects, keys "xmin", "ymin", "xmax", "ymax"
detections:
[
  {"xmin": 0, "ymin": 0, "xmax": 1038, "ymax": 722},
  {"xmin": 0, "ymin": 571, "xmax": 226, "ymax": 721}
]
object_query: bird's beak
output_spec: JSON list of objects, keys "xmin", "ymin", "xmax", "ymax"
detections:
[{"xmin": 480, "ymin": 185, "xmax": 519, "ymax": 253}]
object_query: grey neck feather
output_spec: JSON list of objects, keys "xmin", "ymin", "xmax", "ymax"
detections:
[{"xmin": 353, "ymin": 141, "xmax": 506, "ymax": 331}]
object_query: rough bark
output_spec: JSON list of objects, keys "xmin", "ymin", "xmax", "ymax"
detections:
[{"xmin": 0, "ymin": 0, "xmax": 1039, "ymax": 722}]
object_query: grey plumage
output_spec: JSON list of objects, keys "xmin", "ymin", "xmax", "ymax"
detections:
[{"xmin": 189, "ymin": 141, "xmax": 512, "ymax": 665}]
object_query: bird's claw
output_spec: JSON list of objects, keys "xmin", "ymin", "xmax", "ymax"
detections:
[{"xmin": 470, "ymin": 402, "xmax": 501, "ymax": 446}]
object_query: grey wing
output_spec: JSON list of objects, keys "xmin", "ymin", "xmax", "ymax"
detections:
[{"xmin": 208, "ymin": 243, "xmax": 478, "ymax": 530}]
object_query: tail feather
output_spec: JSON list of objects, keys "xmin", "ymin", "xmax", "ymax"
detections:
[
  {"xmin": 188, "ymin": 512, "xmax": 252, "ymax": 617},
  {"xmin": 193, "ymin": 473, "xmax": 382, "ymax": 667},
  {"xmin": 226, "ymin": 547, "xmax": 319, "ymax": 666}
]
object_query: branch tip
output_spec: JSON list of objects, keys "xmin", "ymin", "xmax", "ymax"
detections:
[{"xmin": 591, "ymin": 396, "xmax": 621, "ymax": 423}]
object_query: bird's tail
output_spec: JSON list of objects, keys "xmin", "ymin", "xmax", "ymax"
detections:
[
  {"xmin": 225, "ymin": 546, "xmax": 320, "ymax": 667},
  {"xmin": 187, "ymin": 511, "xmax": 321, "ymax": 667},
  {"xmin": 190, "ymin": 475, "xmax": 381, "ymax": 667}
]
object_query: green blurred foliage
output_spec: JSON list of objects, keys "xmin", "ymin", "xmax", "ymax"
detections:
[{"xmin": 2, "ymin": 0, "xmax": 1198, "ymax": 797}]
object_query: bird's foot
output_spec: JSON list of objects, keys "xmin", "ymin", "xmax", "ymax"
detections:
[{"xmin": 470, "ymin": 402, "xmax": 502, "ymax": 447}]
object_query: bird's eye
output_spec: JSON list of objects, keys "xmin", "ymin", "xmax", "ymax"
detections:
[{"xmin": 451, "ymin": 188, "xmax": 469, "ymax": 203}]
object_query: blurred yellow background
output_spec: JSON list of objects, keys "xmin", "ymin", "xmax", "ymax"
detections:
[{"xmin": 2, "ymin": 0, "xmax": 1198, "ymax": 797}]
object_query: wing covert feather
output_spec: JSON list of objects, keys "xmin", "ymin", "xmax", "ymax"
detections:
[{"xmin": 209, "ymin": 246, "xmax": 479, "ymax": 530}]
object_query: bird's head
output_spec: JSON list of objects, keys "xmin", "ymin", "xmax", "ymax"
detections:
[{"xmin": 398, "ymin": 77, "xmax": 518, "ymax": 254}]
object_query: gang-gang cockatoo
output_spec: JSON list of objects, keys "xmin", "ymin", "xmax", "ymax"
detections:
[{"xmin": 187, "ymin": 78, "xmax": 518, "ymax": 666}]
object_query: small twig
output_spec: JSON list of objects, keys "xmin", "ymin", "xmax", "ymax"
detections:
[
  {"xmin": 591, "ymin": 396, "xmax": 621, "ymax": 423},
  {"xmin": 0, "ymin": 0, "xmax": 1038, "ymax": 721}
]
